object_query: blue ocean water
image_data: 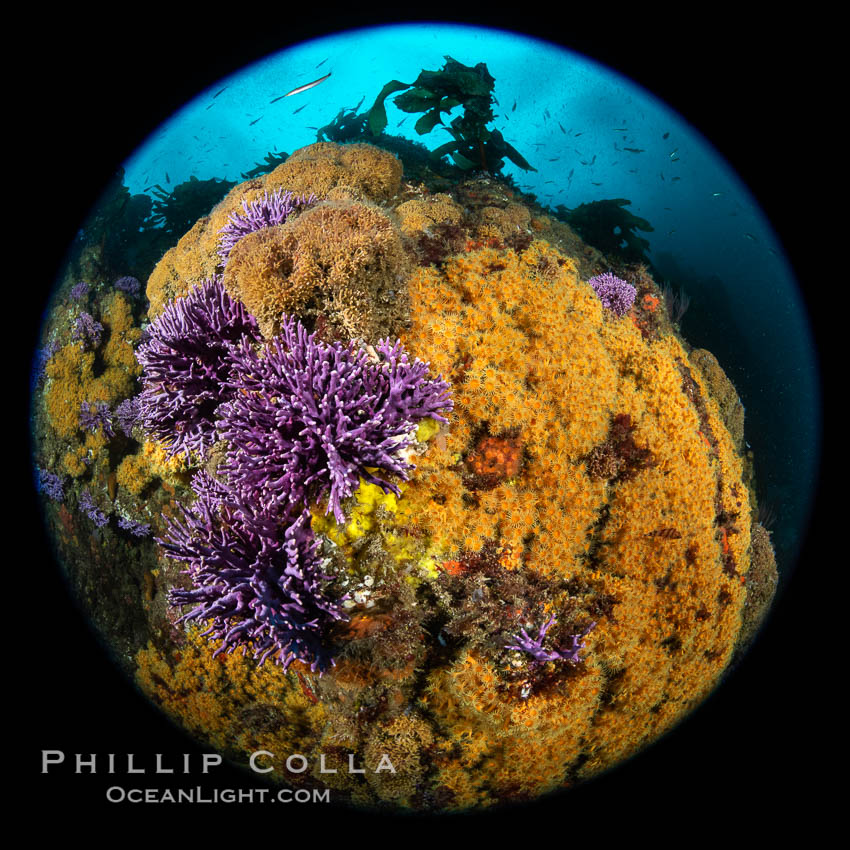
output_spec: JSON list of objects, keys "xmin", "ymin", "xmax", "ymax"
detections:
[{"xmin": 118, "ymin": 22, "xmax": 819, "ymax": 581}]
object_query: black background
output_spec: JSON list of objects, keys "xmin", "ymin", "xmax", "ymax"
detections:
[{"xmin": 18, "ymin": 5, "xmax": 830, "ymax": 838}]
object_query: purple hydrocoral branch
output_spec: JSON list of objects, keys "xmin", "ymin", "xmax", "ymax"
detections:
[
  {"xmin": 70, "ymin": 281, "xmax": 89, "ymax": 301},
  {"xmin": 135, "ymin": 276, "xmax": 261, "ymax": 460},
  {"xmin": 506, "ymin": 614, "xmax": 596, "ymax": 665},
  {"xmin": 162, "ymin": 476, "xmax": 347, "ymax": 673},
  {"xmin": 217, "ymin": 188, "xmax": 316, "ymax": 262},
  {"xmin": 217, "ymin": 315, "xmax": 453, "ymax": 523},
  {"xmin": 588, "ymin": 272, "xmax": 637, "ymax": 317}
]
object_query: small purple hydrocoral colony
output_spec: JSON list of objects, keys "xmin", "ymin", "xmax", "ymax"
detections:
[
  {"xmin": 218, "ymin": 315, "xmax": 453, "ymax": 523},
  {"xmin": 588, "ymin": 272, "xmax": 637, "ymax": 317},
  {"xmin": 117, "ymin": 516, "xmax": 152, "ymax": 537},
  {"xmin": 37, "ymin": 468, "xmax": 65, "ymax": 502},
  {"xmin": 163, "ymin": 482, "xmax": 347, "ymax": 673},
  {"xmin": 114, "ymin": 276, "xmax": 142, "ymax": 297},
  {"xmin": 34, "ymin": 339, "xmax": 61, "ymax": 383},
  {"xmin": 70, "ymin": 281, "xmax": 89, "ymax": 301},
  {"xmin": 79, "ymin": 400, "xmax": 114, "ymax": 437},
  {"xmin": 135, "ymin": 276, "xmax": 261, "ymax": 460},
  {"xmin": 506, "ymin": 614, "xmax": 596, "ymax": 665},
  {"xmin": 79, "ymin": 489, "xmax": 109, "ymax": 528},
  {"xmin": 71, "ymin": 312, "xmax": 104, "ymax": 348},
  {"xmin": 217, "ymin": 188, "xmax": 315, "ymax": 262},
  {"xmin": 114, "ymin": 396, "xmax": 141, "ymax": 437}
]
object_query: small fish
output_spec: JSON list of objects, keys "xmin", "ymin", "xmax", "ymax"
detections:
[
  {"xmin": 567, "ymin": 168, "xmax": 574, "ymax": 180},
  {"xmin": 549, "ymin": 157, "xmax": 560, "ymax": 162},
  {"xmin": 590, "ymin": 154, "xmax": 596, "ymax": 165},
  {"xmin": 205, "ymin": 102, "xmax": 216, "ymax": 110},
  {"xmin": 663, "ymin": 131, "xmax": 670, "ymax": 139},
  {"xmin": 512, "ymin": 100, "xmax": 517, "ymax": 112},
  {"xmin": 212, "ymin": 87, "xmax": 228, "ymax": 99},
  {"xmin": 624, "ymin": 147, "xmax": 645, "ymax": 153},
  {"xmin": 559, "ymin": 122, "xmax": 566, "ymax": 133},
  {"xmin": 670, "ymin": 156, "xmax": 680, "ymax": 162},
  {"xmin": 165, "ymin": 172, "xmax": 170, "ymax": 184},
  {"xmin": 574, "ymin": 132, "xmax": 582, "ymax": 137},
  {"xmin": 671, "ymin": 176, "xmax": 680, "ymax": 182},
  {"xmin": 544, "ymin": 180, "xmax": 555, "ymax": 184},
  {"xmin": 612, "ymin": 127, "xmax": 628, "ymax": 131},
  {"xmin": 398, "ymin": 117, "xmax": 407, "ymax": 126},
  {"xmin": 660, "ymin": 172, "xmax": 665, "ymax": 181},
  {"xmin": 712, "ymin": 192, "xmax": 723, "ymax": 197},
  {"xmin": 667, "ymin": 229, "xmax": 676, "ymax": 236},
  {"xmin": 591, "ymin": 181, "xmax": 602, "ymax": 186},
  {"xmin": 305, "ymin": 126, "xmax": 318, "ymax": 130},
  {"xmin": 283, "ymin": 71, "xmax": 331, "ymax": 98},
  {"xmin": 669, "ymin": 149, "xmax": 679, "ymax": 159},
  {"xmin": 249, "ymin": 116, "xmax": 263, "ymax": 126},
  {"xmin": 744, "ymin": 233, "xmax": 757, "ymax": 242},
  {"xmin": 270, "ymin": 94, "xmax": 287, "ymax": 104},
  {"xmin": 292, "ymin": 103, "xmax": 307, "ymax": 114},
  {"xmin": 315, "ymin": 57, "xmax": 329, "ymax": 68},
  {"xmin": 544, "ymin": 108, "xmax": 550, "ymax": 120}
]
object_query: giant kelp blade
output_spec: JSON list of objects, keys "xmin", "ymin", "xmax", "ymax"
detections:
[{"xmin": 367, "ymin": 79, "xmax": 410, "ymax": 137}]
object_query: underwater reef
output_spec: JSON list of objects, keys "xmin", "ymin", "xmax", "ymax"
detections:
[{"xmin": 32, "ymin": 140, "xmax": 777, "ymax": 812}]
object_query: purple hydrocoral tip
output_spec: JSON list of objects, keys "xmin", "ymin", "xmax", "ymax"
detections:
[
  {"xmin": 162, "ymin": 475, "xmax": 347, "ymax": 673},
  {"xmin": 218, "ymin": 315, "xmax": 453, "ymax": 524},
  {"xmin": 135, "ymin": 276, "xmax": 261, "ymax": 460},
  {"xmin": 588, "ymin": 272, "xmax": 637, "ymax": 317},
  {"xmin": 506, "ymin": 614, "xmax": 596, "ymax": 665},
  {"xmin": 34, "ymin": 339, "xmax": 61, "ymax": 383},
  {"xmin": 114, "ymin": 396, "xmax": 141, "ymax": 437},
  {"xmin": 217, "ymin": 188, "xmax": 315, "ymax": 262}
]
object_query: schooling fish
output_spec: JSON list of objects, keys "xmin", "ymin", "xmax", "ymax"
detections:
[
  {"xmin": 663, "ymin": 131, "xmax": 670, "ymax": 139},
  {"xmin": 283, "ymin": 72, "xmax": 332, "ymax": 98},
  {"xmin": 249, "ymin": 116, "xmax": 263, "ymax": 125},
  {"xmin": 165, "ymin": 172, "xmax": 170, "ymax": 184},
  {"xmin": 624, "ymin": 147, "xmax": 645, "ymax": 153},
  {"xmin": 559, "ymin": 122, "xmax": 566, "ymax": 133},
  {"xmin": 744, "ymin": 233, "xmax": 757, "ymax": 242},
  {"xmin": 549, "ymin": 157, "xmax": 560, "ymax": 161},
  {"xmin": 212, "ymin": 87, "xmax": 227, "ymax": 99},
  {"xmin": 206, "ymin": 102, "xmax": 216, "ymax": 110},
  {"xmin": 316, "ymin": 57, "xmax": 329, "ymax": 68},
  {"xmin": 292, "ymin": 103, "xmax": 307, "ymax": 114},
  {"xmin": 512, "ymin": 100, "xmax": 517, "ymax": 112}
]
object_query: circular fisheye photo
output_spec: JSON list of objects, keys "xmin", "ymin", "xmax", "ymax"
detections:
[{"xmin": 27, "ymin": 17, "xmax": 821, "ymax": 817}]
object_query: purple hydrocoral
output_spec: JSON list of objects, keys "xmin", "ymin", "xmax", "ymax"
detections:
[
  {"xmin": 114, "ymin": 276, "xmax": 142, "ymax": 297},
  {"xmin": 217, "ymin": 188, "xmax": 315, "ymax": 262},
  {"xmin": 37, "ymin": 468, "xmax": 65, "ymax": 502},
  {"xmin": 79, "ymin": 400, "xmax": 114, "ymax": 437},
  {"xmin": 72, "ymin": 312, "xmax": 104, "ymax": 348},
  {"xmin": 70, "ymin": 281, "xmax": 89, "ymax": 301},
  {"xmin": 506, "ymin": 614, "xmax": 596, "ymax": 665},
  {"xmin": 114, "ymin": 396, "xmax": 141, "ymax": 437},
  {"xmin": 79, "ymin": 489, "xmax": 109, "ymax": 528},
  {"xmin": 117, "ymin": 515, "xmax": 152, "ymax": 537},
  {"xmin": 588, "ymin": 272, "xmax": 637, "ymax": 317},
  {"xmin": 163, "ymin": 476, "xmax": 347, "ymax": 672},
  {"xmin": 217, "ymin": 315, "xmax": 454, "ymax": 523},
  {"xmin": 135, "ymin": 276, "xmax": 261, "ymax": 460}
]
